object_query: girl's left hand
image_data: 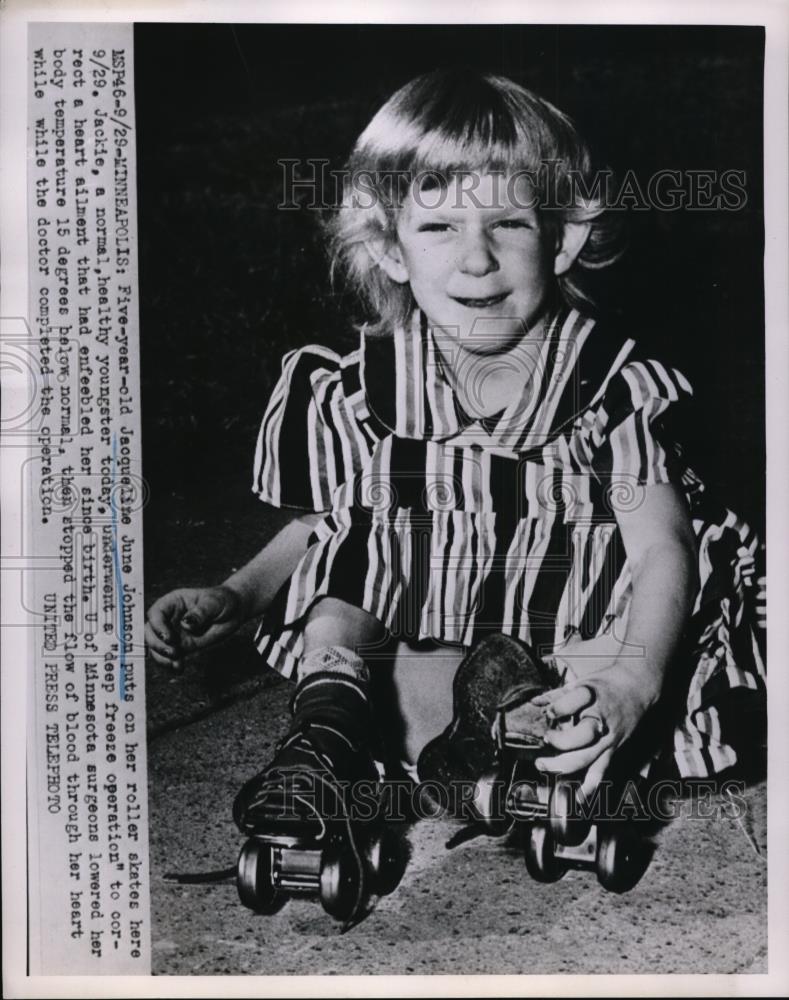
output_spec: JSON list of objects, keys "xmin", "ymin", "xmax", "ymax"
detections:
[{"xmin": 530, "ymin": 663, "xmax": 657, "ymax": 798}]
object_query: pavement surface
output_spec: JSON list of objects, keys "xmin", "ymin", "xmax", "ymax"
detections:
[
  {"xmin": 147, "ymin": 677, "xmax": 767, "ymax": 977},
  {"xmin": 144, "ymin": 487, "xmax": 767, "ymax": 977}
]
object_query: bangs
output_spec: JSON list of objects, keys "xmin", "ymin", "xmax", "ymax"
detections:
[{"xmin": 351, "ymin": 70, "xmax": 580, "ymax": 195}]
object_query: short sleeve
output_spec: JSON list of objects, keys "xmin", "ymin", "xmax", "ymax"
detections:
[
  {"xmin": 582, "ymin": 358, "xmax": 694, "ymax": 487},
  {"xmin": 252, "ymin": 345, "xmax": 374, "ymax": 511}
]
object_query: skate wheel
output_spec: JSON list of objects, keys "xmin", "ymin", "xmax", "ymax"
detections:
[
  {"xmin": 319, "ymin": 843, "xmax": 364, "ymax": 920},
  {"xmin": 596, "ymin": 825, "xmax": 647, "ymax": 893},
  {"xmin": 366, "ymin": 827, "xmax": 402, "ymax": 897},
  {"xmin": 523, "ymin": 824, "xmax": 567, "ymax": 883},
  {"xmin": 236, "ymin": 840, "xmax": 286, "ymax": 914},
  {"xmin": 473, "ymin": 771, "xmax": 510, "ymax": 835},
  {"xmin": 550, "ymin": 780, "xmax": 590, "ymax": 847}
]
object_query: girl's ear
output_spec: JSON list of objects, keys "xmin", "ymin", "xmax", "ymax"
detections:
[
  {"xmin": 366, "ymin": 238, "xmax": 410, "ymax": 284},
  {"xmin": 554, "ymin": 222, "xmax": 591, "ymax": 276}
]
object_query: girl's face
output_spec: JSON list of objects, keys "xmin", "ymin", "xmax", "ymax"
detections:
[{"xmin": 380, "ymin": 173, "xmax": 581, "ymax": 354}]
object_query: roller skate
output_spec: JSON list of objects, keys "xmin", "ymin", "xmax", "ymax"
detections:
[
  {"xmin": 233, "ymin": 648, "xmax": 402, "ymax": 924},
  {"xmin": 473, "ymin": 698, "xmax": 652, "ymax": 893},
  {"xmin": 416, "ymin": 633, "xmax": 650, "ymax": 890},
  {"xmin": 416, "ymin": 633, "xmax": 559, "ymax": 820}
]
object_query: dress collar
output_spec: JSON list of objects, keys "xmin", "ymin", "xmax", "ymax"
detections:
[{"xmin": 360, "ymin": 305, "xmax": 604, "ymax": 452}]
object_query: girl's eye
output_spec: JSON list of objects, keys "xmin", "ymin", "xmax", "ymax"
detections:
[
  {"xmin": 417, "ymin": 223, "xmax": 452, "ymax": 233},
  {"xmin": 495, "ymin": 219, "xmax": 533, "ymax": 230}
]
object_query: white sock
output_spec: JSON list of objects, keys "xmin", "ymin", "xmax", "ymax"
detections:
[{"xmin": 297, "ymin": 645, "xmax": 370, "ymax": 685}]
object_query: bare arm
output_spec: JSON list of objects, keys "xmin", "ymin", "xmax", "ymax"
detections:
[
  {"xmin": 145, "ymin": 511, "xmax": 323, "ymax": 668},
  {"xmin": 533, "ymin": 482, "xmax": 698, "ymax": 792},
  {"xmin": 222, "ymin": 512, "xmax": 324, "ymax": 618},
  {"xmin": 605, "ymin": 480, "xmax": 697, "ymax": 704}
]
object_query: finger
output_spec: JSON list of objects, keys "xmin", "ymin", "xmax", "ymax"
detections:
[
  {"xmin": 146, "ymin": 597, "xmax": 187, "ymax": 644},
  {"xmin": 147, "ymin": 647, "xmax": 170, "ymax": 665},
  {"xmin": 535, "ymin": 738, "xmax": 612, "ymax": 776},
  {"xmin": 581, "ymin": 748, "xmax": 613, "ymax": 800},
  {"xmin": 144, "ymin": 622, "xmax": 178, "ymax": 659},
  {"xmin": 146, "ymin": 607, "xmax": 174, "ymax": 645},
  {"xmin": 528, "ymin": 685, "xmax": 578, "ymax": 709},
  {"xmin": 176, "ymin": 623, "xmax": 231, "ymax": 654},
  {"xmin": 181, "ymin": 590, "xmax": 229, "ymax": 635},
  {"xmin": 542, "ymin": 717, "xmax": 603, "ymax": 752},
  {"xmin": 529, "ymin": 692, "xmax": 553, "ymax": 707},
  {"xmin": 181, "ymin": 612, "xmax": 208, "ymax": 636},
  {"xmin": 542, "ymin": 684, "xmax": 596, "ymax": 721},
  {"xmin": 148, "ymin": 646, "xmax": 181, "ymax": 671}
]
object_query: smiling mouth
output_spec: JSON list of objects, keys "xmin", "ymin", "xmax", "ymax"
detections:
[{"xmin": 452, "ymin": 292, "xmax": 510, "ymax": 308}]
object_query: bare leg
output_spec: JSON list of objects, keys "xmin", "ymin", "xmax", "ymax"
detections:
[
  {"xmin": 301, "ymin": 599, "xmax": 462, "ymax": 764},
  {"xmin": 386, "ymin": 642, "xmax": 464, "ymax": 764},
  {"xmin": 301, "ymin": 596, "xmax": 384, "ymax": 658}
]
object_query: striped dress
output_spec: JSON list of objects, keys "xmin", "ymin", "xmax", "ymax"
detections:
[{"xmin": 252, "ymin": 305, "xmax": 766, "ymax": 779}]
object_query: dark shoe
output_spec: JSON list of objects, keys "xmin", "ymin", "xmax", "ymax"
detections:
[
  {"xmin": 233, "ymin": 670, "xmax": 380, "ymax": 838},
  {"xmin": 416, "ymin": 635, "xmax": 559, "ymax": 808}
]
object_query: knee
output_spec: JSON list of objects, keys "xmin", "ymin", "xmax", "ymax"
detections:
[{"xmin": 302, "ymin": 597, "xmax": 385, "ymax": 653}]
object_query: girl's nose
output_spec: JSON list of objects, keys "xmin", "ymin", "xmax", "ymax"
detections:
[{"xmin": 457, "ymin": 230, "xmax": 499, "ymax": 276}]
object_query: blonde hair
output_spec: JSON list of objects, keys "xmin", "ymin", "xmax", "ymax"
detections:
[{"xmin": 324, "ymin": 69, "xmax": 624, "ymax": 334}]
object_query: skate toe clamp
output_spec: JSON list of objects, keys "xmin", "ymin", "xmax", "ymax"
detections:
[{"xmin": 472, "ymin": 707, "xmax": 652, "ymax": 893}]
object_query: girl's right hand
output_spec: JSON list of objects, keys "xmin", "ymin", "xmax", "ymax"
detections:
[{"xmin": 144, "ymin": 585, "xmax": 246, "ymax": 671}]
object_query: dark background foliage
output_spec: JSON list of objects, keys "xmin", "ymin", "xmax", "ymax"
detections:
[{"xmin": 136, "ymin": 24, "xmax": 764, "ymax": 532}]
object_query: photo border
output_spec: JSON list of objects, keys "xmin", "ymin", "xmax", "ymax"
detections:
[{"xmin": 1, "ymin": 0, "xmax": 787, "ymax": 996}]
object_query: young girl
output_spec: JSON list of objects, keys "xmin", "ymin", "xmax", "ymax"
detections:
[{"xmin": 146, "ymin": 70, "xmax": 765, "ymax": 835}]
